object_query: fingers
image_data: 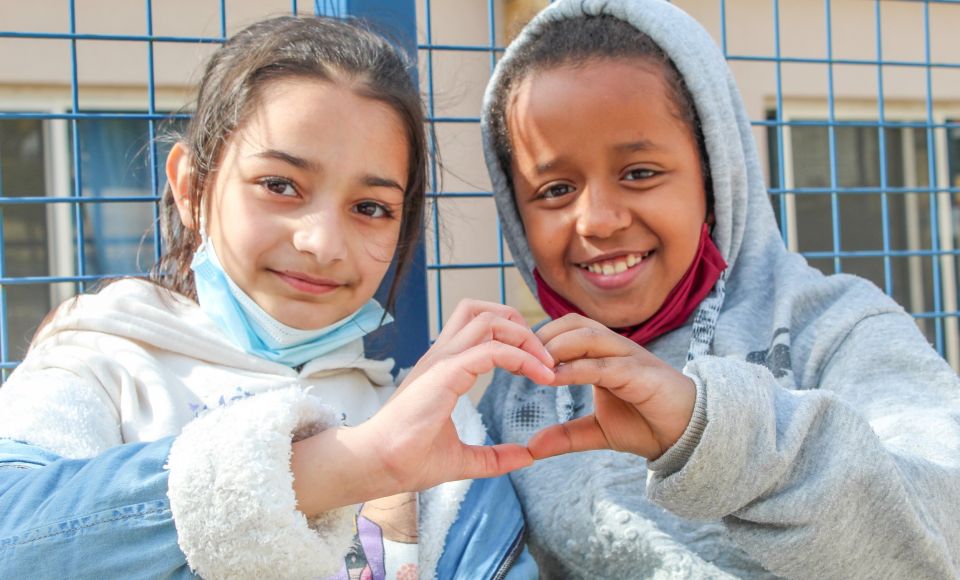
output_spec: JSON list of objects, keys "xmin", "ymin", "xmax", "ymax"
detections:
[
  {"xmin": 536, "ymin": 313, "xmax": 606, "ymax": 344},
  {"xmin": 551, "ymin": 356, "xmax": 648, "ymax": 393},
  {"xmin": 458, "ymin": 443, "xmax": 534, "ymax": 479},
  {"xmin": 420, "ymin": 341, "xmax": 555, "ymax": 398},
  {"xmin": 443, "ymin": 312, "xmax": 553, "ymax": 368},
  {"xmin": 542, "ymin": 324, "xmax": 637, "ymax": 365},
  {"xmin": 526, "ymin": 415, "xmax": 609, "ymax": 460},
  {"xmin": 439, "ymin": 300, "xmax": 528, "ymax": 344},
  {"xmin": 400, "ymin": 302, "xmax": 545, "ymax": 392},
  {"xmin": 551, "ymin": 357, "xmax": 617, "ymax": 389}
]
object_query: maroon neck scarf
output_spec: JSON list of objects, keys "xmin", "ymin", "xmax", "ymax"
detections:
[{"xmin": 534, "ymin": 223, "xmax": 727, "ymax": 347}]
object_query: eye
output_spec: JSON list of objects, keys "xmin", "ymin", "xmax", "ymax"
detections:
[
  {"xmin": 538, "ymin": 182, "xmax": 576, "ymax": 200},
  {"xmin": 258, "ymin": 177, "xmax": 298, "ymax": 197},
  {"xmin": 623, "ymin": 167, "xmax": 658, "ymax": 181},
  {"xmin": 354, "ymin": 200, "xmax": 395, "ymax": 219}
]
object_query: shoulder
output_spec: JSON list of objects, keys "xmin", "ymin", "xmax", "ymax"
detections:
[
  {"xmin": 92, "ymin": 278, "xmax": 194, "ymax": 311},
  {"xmin": 39, "ymin": 278, "xmax": 187, "ymax": 324},
  {"xmin": 32, "ymin": 278, "xmax": 200, "ymax": 343}
]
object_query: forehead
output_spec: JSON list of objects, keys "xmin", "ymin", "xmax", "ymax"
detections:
[
  {"xmin": 507, "ymin": 60, "xmax": 693, "ymax": 161},
  {"xmin": 513, "ymin": 59, "xmax": 675, "ymax": 123},
  {"xmin": 230, "ymin": 78, "xmax": 408, "ymax": 160}
]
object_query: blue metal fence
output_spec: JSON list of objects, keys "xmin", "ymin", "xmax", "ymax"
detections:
[
  {"xmin": 0, "ymin": 0, "xmax": 426, "ymax": 378},
  {"xmin": 417, "ymin": 0, "xmax": 960, "ymax": 369},
  {"xmin": 0, "ymin": 0, "xmax": 958, "ymax": 380}
]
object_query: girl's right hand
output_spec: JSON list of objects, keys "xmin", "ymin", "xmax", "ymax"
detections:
[
  {"xmin": 291, "ymin": 300, "xmax": 554, "ymax": 516},
  {"xmin": 397, "ymin": 299, "xmax": 553, "ymax": 391}
]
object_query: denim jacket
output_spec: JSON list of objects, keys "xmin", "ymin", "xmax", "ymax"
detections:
[
  {"xmin": 0, "ymin": 282, "xmax": 536, "ymax": 578},
  {"xmin": 0, "ymin": 415, "xmax": 535, "ymax": 579}
]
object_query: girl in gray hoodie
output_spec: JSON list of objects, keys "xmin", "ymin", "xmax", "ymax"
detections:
[{"xmin": 477, "ymin": 0, "xmax": 960, "ymax": 577}]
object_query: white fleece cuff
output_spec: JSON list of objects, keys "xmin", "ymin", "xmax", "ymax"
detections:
[
  {"xmin": 166, "ymin": 387, "xmax": 355, "ymax": 580},
  {"xmin": 418, "ymin": 396, "xmax": 484, "ymax": 579}
]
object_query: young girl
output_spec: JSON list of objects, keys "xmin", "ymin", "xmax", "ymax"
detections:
[
  {"xmin": 0, "ymin": 16, "xmax": 549, "ymax": 579},
  {"xmin": 478, "ymin": 0, "xmax": 960, "ymax": 577}
]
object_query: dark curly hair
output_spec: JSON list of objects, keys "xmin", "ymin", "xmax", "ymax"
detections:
[{"xmin": 487, "ymin": 15, "xmax": 711, "ymax": 205}]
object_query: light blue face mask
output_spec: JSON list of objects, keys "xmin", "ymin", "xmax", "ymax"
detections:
[{"xmin": 189, "ymin": 227, "xmax": 392, "ymax": 367}]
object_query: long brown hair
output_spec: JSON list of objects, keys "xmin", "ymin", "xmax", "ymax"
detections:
[{"xmin": 154, "ymin": 15, "xmax": 427, "ymax": 311}]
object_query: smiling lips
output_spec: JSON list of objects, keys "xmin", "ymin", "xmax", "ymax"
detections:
[
  {"xmin": 576, "ymin": 251, "xmax": 652, "ymax": 275},
  {"xmin": 574, "ymin": 251, "xmax": 653, "ymax": 290},
  {"xmin": 273, "ymin": 270, "xmax": 343, "ymax": 295}
]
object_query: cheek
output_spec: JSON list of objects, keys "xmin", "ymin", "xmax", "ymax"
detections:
[
  {"xmin": 518, "ymin": 206, "xmax": 561, "ymax": 265},
  {"xmin": 528, "ymin": 234, "xmax": 561, "ymax": 275},
  {"xmin": 523, "ymin": 211, "xmax": 568, "ymax": 286},
  {"xmin": 228, "ymin": 213, "xmax": 271, "ymax": 256},
  {"xmin": 358, "ymin": 222, "xmax": 402, "ymax": 265},
  {"xmin": 660, "ymin": 219, "xmax": 704, "ymax": 277}
]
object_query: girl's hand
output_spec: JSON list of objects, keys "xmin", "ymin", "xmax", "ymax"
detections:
[
  {"xmin": 291, "ymin": 303, "xmax": 554, "ymax": 516},
  {"xmin": 527, "ymin": 314, "xmax": 697, "ymax": 461},
  {"xmin": 361, "ymin": 337, "xmax": 554, "ymax": 492},
  {"xmin": 397, "ymin": 299, "xmax": 553, "ymax": 391}
]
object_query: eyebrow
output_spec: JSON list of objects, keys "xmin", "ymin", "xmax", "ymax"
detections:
[
  {"xmin": 253, "ymin": 149, "xmax": 405, "ymax": 193},
  {"xmin": 615, "ymin": 139, "xmax": 661, "ymax": 153},
  {"xmin": 364, "ymin": 175, "xmax": 406, "ymax": 193},
  {"xmin": 533, "ymin": 139, "xmax": 662, "ymax": 175},
  {"xmin": 253, "ymin": 149, "xmax": 321, "ymax": 173},
  {"xmin": 534, "ymin": 160, "xmax": 559, "ymax": 175}
]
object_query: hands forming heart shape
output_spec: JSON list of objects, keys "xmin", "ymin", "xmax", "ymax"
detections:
[{"xmin": 361, "ymin": 299, "xmax": 698, "ymax": 495}]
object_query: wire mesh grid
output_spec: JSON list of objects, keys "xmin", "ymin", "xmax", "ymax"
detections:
[
  {"xmin": 0, "ymin": 0, "xmax": 351, "ymax": 378},
  {"xmin": 0, "ymin": 0, "xmax": 959, "ymax": 380},
  {"xmin": 418, "ymin": 0, "xmax": 960, "ymax": 369}
]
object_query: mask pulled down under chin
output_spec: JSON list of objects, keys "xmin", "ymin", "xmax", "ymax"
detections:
[{"xmin": 189, "ymin": 237, "xmax": 392, "ymax": 367}]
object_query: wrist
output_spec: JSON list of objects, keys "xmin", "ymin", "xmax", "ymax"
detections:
[
  {"xmin": 654, "ymin": 376, "xmax": 697, "ymax": 450},
  {"xmin": 648, "ymin": 375, "xmax": 707, "ymax": 474},
  {"xmin": 290, "ymin": 425, "xmax": 397, "ymax": 517}
]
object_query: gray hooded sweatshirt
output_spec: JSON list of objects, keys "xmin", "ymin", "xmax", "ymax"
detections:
[{"xmin": 477, "ymin": 0, "xmax": 960, "ymax": 578}]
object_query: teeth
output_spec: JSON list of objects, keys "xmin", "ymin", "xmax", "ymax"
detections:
[{"xmin": 579, "ymin": 252, "xmax": 649, "ymax": 276}]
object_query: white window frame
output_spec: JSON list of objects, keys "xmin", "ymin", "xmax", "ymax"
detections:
[
  {"xmin": 0, "ymin": 86, "xmax": 188, "ymax": 306},
  {"xmin": 774, "ymin": 97, "xmax": 960, "ymax": 368}
]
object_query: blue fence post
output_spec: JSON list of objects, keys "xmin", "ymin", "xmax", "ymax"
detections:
[{"xmin": 334, "ymin": 0, "xmax": 431, "ymax": 372}]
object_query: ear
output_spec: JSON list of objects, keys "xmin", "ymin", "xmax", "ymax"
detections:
[{"xmin": 166, "ymin": 142, "xmax": 195, "ymax": 229}]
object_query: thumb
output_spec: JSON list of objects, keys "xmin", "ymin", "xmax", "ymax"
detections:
[
  {"xmin": 527, "ymin": 414, "xmax": 610, "ymax": 460},
  {"xmin": 457, "ymin": 443, "xmax": 534, "ymax": 480}
]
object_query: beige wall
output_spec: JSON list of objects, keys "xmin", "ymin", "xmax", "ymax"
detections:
[
  {"xmin": 2, "ymin": 1, "xmax": 959, "ymax": 375},
  {"xmin": 0, "ymin": 1, "xmax": 333, "ymax": 110},
  {"xmin": 417, "ymin": 0, "xmax": 960, "ymax": 324}
]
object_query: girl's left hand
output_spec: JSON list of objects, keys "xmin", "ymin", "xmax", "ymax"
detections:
[
  {"xmin": 527, "ymin": 313, "xmax": 697, "ymax": 460},
  {"xmin": 292, "ymin": 337, "xmax": 555, "ymax": 516}
]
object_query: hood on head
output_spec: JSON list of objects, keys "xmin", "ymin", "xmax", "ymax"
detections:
[{"xmin": 480, "ymin": 0, "xmax": 785, "ymax": 356}]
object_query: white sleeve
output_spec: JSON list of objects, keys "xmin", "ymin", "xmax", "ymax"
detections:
[
  {"xmin": 166, "ymin": 387, "xmax": 357, "ymax": 580},
  {"xmin": 0, "ymin": 366, "xmax": 122, "ymax": 457}
]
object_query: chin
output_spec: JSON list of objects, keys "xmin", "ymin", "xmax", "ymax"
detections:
[
  {"xmin": 581, "ymin": 308, "xmax": 648, "ymax": 329},
  {"xmin": 605, "ymin": 317, "xmax": 648, "ymax": 329},
  {"xmin": 570, "ymin": 295, "xmax": 639, "ymax": 326}
]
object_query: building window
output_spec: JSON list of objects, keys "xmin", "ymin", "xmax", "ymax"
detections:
[
  {"xmin": 0, "ymin": 115, "xmax": 169, "ymax": 360},
  {"xmin": 0, "ymin": 119, "xmax": 52, "ymax": 359},
  {"xmin": 769, "ymin": 115, "xmax": 957, "ymax": 355}
]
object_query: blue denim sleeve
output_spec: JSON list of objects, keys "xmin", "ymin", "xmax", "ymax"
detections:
[
  {"xmin": 436, "ymin": 436, "xmax": 538, "ymax": 580},
  {"xmin": 0, "ymin": 438, "xmax": 195, "ymax": 578}
]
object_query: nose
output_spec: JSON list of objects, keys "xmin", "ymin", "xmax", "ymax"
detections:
[
  {"xmin": 574, "ymin": 182, "xmax": 631, "ymax": 239},
  {"xmin": 291, "ymin": 208, "xmax": 348, "ymax": 263}
]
